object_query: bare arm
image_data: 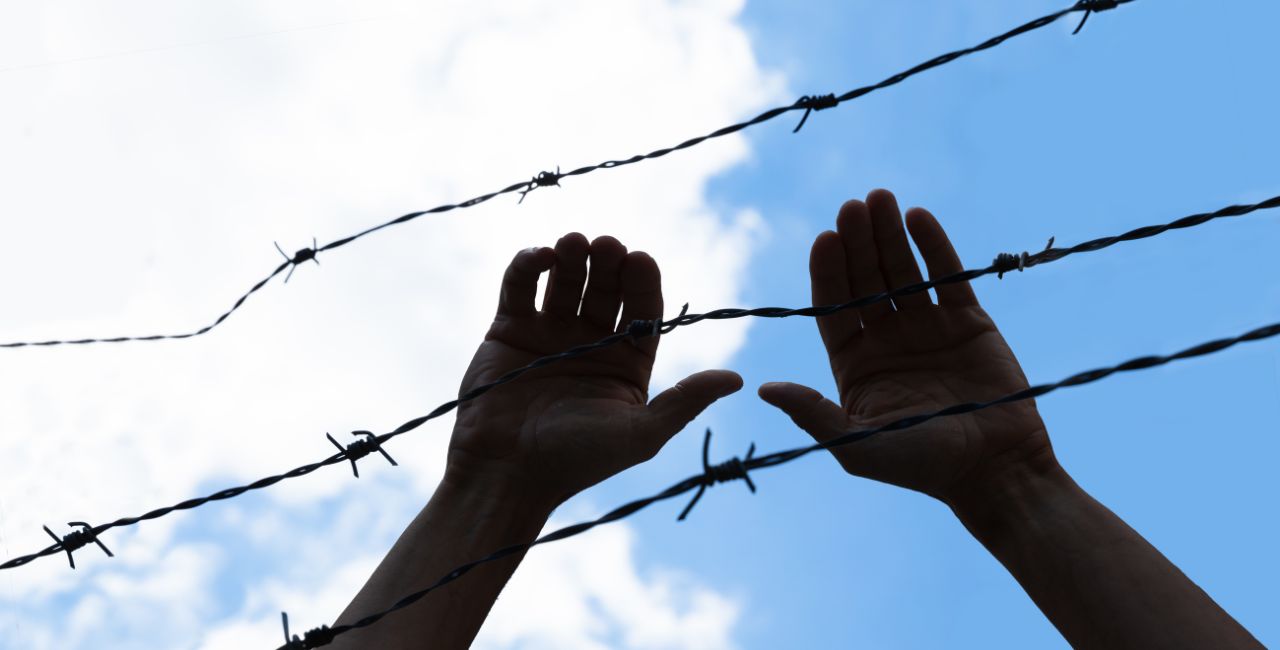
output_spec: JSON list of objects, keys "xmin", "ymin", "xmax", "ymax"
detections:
[
  {"xmin": 759, "ymin": 189, "xmax": 1260, "ymax": 648},
  {"xmin": 951, "ymin": 458, "xmax": 1259, "ymax": 648},
  {"xmin": 331, "ymin": 472, "xmax": 554, "ymax": 648},
  {"xmin": 332, "ymin": 234, "xmax": 741, "ymax": 648}
]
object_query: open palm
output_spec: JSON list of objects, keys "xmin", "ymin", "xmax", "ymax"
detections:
[
  {"xmin": 447, "ymin": 234, "xmax": 741, "ymax": 508},
  {"xmin": 760, "ymin": 190, "xmax": 1051, "ymax": 500}
]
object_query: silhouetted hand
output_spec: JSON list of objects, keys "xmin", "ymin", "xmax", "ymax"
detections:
[
  {"xmin": 446, "ymin": 233, "xmax": 742, "ymax": 509},
  {"xmin": 758, "ymin": 190, "xmax": 1052, "ymax": 501}
]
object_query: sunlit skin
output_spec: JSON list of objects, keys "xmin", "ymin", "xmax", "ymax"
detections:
[
  {"xmin": 759, "ymin": 190, "xmax": 1050, "ymax": 501},
  {"xmin": 333, "ymin": 233, "xmax": 740, "ymax": 649},
  {"xmin": 448, "ymin": 234, "xmax": 741, "ymax": 509},
  {"xmin": 761, "ymin": 189, "xmax": 1261, "ymax": 649},
  {"xmin": 333, "ymin": 190, "xmax": 1261, "ymax": 649}
]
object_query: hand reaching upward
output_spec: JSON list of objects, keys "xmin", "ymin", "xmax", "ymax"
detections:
[
  {"xmin": 339, "ymin": 197, "xmax": 1261, "ymax": 650},
  {"xmin": 759, "ymin": 189, "xmax": 1053, "ymax": 502},
  {"xmin": 336, "ymin": 233, "xmax": 741, "ymax": 648},
  {"xmin": 447, "ymin": 232, "xmax": 742, "ymax": 509}
]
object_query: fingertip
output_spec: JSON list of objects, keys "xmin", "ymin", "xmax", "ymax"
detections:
[
  {"xmin": 499, "ymin": 245, "xmax": 556, "ymax": 317},
  {"xmin": 589, "ymin": 234, "xmax": 627, "ymax": 255},
  {"xmin": 554, "ymin": 232, "xmax": 590, "ymax": 257},
  {"xmin": 901, "ymin": 206, "xmax": 977, "ymax": 306},
  {"xmin": 709, "ymin": 368, "xmax": 745, "ymax": 395},
  {"xmin": 810, "ymin": 229, "xmax": 843, "ymax": 265},
  {"xmin": 813, "ymin": 229, "xmax": 841, "ymax": 248},
  {"xmin": 756, "ymin": 383, "xmax": 847, "ymax": 445},
  {"xmin": 835, "ymin": 199, "xmax": 874, "ymax": 254},
  {"xmin": 836, "ymin": 199, "xmax": 868, "ymax": 229},
  {"xmin": 904, "ymin": 208, "xmax": 935, "ymax": 244},
  {"xmin": 622, "ymin": 250, "xmax": 661, "ymax": 285},
  {"xmin": 865, "ymin": 187, "xmax": 897, "ymax": 207},
  {"xmin": 904, "ymin": 206, "xmax": 937, "ymax": 232},
  {"xmin": 514, "ymin": 245, "xmax": 555, "ymax": 270},
  {"xmin": 625, "ymin": 249, "xmax": 657, "ymax": 265},
  {"xmin": 676, "ymin": 368, "xmax": 742, "ymax": 395},
  {"xmin": 757, "ymin": 381, "xmax": 796, "ymax": 402}
]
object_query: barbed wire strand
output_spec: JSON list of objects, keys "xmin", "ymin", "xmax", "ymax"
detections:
[
  {"xmin": 1, "ymin": 189, "xmax": 1273, "ymax": 573},
  {"xmin": 0, "ymin": 0, "xmax": 1132, "ymax": 350},
  {"xmin": 277, "ymin": 315, "xmax": 1280, "ymax": 648}
]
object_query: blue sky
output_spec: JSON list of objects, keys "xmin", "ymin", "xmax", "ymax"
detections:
[
  {"xmin": 1, "ymin": 1, "xmax": 1277, "ymax": 648},
  {"xmin": 588, "ymin": 1, "xmax": 1280, "ymax": 647}
]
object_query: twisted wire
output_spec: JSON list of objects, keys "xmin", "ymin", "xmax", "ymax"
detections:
[
  {"xmin": 650, "ymin": 194, "xmax": 1280, "ymax": 330},
  {"xmin": 280, "ymin": 316, "xmax": 1280, "ymax": 648},
  {"xmin": 2, "ymin": 190, "xmax": 1273, "ymax": 573},
  {"xmin": 0, "ymin": 262, "xmax": 291, "ymax": 348},
  {"xmin": 0, "ymin": 329, "xmax": 633, "ymax": 571},
  {"xmin": 0, "ymin": 0, "xmax": 1132, "ymax": 351}
]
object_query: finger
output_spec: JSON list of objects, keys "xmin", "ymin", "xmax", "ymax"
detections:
[
  {"xmin": 836, "ymin": 199, "xmax": 892, "ymax": 322},
  {"xmin": 497, "ymin": 246, "xmax": 555, "ymax": 318},
  {"xmin": 635, "ymin": 370, "xmax": 743, "ymax": 458},
  {"xmin": 905, "ymin": 207, "xmax": 979, "ymax": 307},
  {"xmin": 810, "ymin": 230, "xmax": 861, "ymax": 352},
  {"xmin": 617, "ymin": 251, "xmax": 663, "ymax": 357},
  {"xmin": 866, "ymin": 189, "xmax": 931, "ymax": 310},
  {"xmin": 541, "ymin": 232, "xmax": 590, "ymax": 318},
  {"xmin": 757, "ymin": 382, "xmax": 850, "ymax": 448},
  {"xmin": 579, "ymin": 235, "xmax": 628, "ymax": 329}
]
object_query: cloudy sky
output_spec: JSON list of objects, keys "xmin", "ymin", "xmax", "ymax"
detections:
[{"xmin": 1, "ymin": 0, "xmax": 1277, "ymax": 648}]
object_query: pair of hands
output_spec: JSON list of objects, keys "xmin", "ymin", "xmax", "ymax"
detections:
[
  {"xmin": 445, "ymin": 189, "xmax": 1053, "ymax": 511},
  {"xmin": 345, "ymin": 189, "xmax": 1263, "ymax": 650}
]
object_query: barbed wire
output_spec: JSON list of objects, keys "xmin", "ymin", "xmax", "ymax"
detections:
[
  {"xmin": 277, "ymin": 315, "xmax": 1280, "ymax": 649},
  {"xmin": 2, "ymin": 189, "xmax": 1271, "ymax": 573},
  {"xmin": 0, "ymin": 0, "xmax": 1133, "ymax": 351}
]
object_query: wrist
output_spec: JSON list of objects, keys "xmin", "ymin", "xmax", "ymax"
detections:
[
  {"xmin": 944, "ymin": 435, "xmax": 1072, "ymax": 539},
  {"xmin": 439, "ymin": 458, "xmax": 563, "ymax": 523}
]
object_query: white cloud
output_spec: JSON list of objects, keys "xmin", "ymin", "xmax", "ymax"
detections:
[
  {"xmin": 188, "ymin": 509, "xmax": 738, "ymax": 650},
  {"xmin": 476, "ymin": 519, "xmax": 741, "ymax": 650},
  {"xmin": 0, "ymin": 541, "xmax": 226, "ymax": 649},
  {"xmin": 0, "ymin": 0, "xmax": 782, "ymax": 647}
]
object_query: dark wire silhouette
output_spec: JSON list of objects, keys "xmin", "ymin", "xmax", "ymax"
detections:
[
  {"xmin": 3, "ymin": 189, "xmax": 1270, "ymax": 574},
  {"xmin": 0, "ymin": 0, "xmax": 1133, "ymax": 350},
  {"xmin": 277, "ymin": 316, "xmax": 1280, "ymax": 649}
]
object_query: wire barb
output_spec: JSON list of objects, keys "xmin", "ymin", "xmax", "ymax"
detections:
[
  {"xmin": 292, "ymin": 318, "xmax": 1280, "ymax": 647},
  {"xmin": 42, "ymin": 522, "xmax": 112, "ymax": 569},
  {"xmin": 281, "ymin": 612, "xmax": 335, "ymax": 650},
  {"xmin": 1, "ymin": 1, "xmax": 1149, "ymax": 351},
  {"xmin": 993, "ymin": 236, "xmax": 1055, "ymax": 279},
  {"xmin": 792, "ymin": 94, "xmax": 839, "ymax": 133},
  {"xmin": 678, "ymin": 428, "xmax": 757, "ymax": 521},
  {"xmin": 7, "ymin": 192, "xmax": 1280, "ymax": 574},
  {"xmin": 627, "ymin": 303, "xmax": 690, "ymax": 340},
  {"xmin": 274, "ymin": 237, "xmax": 320, "ymax": 283},
  {"xmin": 326, "ymin": 431, "xmax": 398, "ymax": 478},
  {"xmin": 518, "ymin": 166, "xmax": 562, "ymax": 204},
  {"xmin": 1072, "ymin": 0, "xmax": 1120, "ymax": 35}
]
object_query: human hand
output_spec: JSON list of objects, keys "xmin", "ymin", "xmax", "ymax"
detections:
[
  {"xmin": 758, "ymin": 190, "xmax": 1055, "ymax": 502},
  {"xmin": 445, "ymin": 233, "xmax": 742, "ymax": 510}
]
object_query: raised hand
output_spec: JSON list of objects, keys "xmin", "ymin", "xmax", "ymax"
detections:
[
  {"xmin": 758, "ymin": 189, "xmax": 1053, "ymax": 502},
  {"xmin": 446, "ymin": 232, "xmax": 742, "ymax": 509}
]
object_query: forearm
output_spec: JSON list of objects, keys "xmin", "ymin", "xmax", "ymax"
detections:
[
  {"xmin": 331, "ymin": 470, "xmax": 556, "ymax": 649},
  {"xmin": 949, "ymin": 456, "xmax": 1260, "ymax": 649}
]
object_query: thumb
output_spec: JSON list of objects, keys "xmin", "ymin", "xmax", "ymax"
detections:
[
  {"xmin": 757, "ymin": 381, "xmax": 849, "ymax": 447},
  {"xmin": 638, "ymin": 369, "xmax": 743, "ymax": 450}
]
